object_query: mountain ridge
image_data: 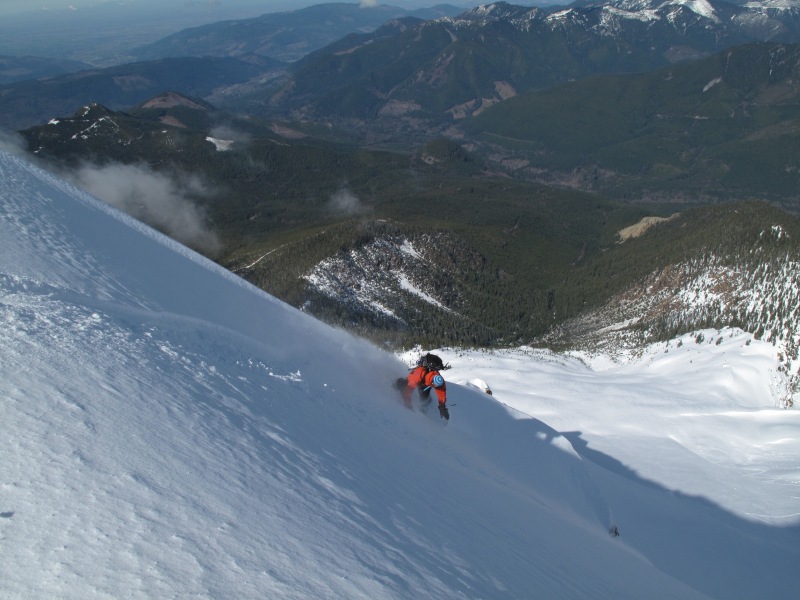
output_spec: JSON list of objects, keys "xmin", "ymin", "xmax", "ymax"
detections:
[
  {"xmin": 131, "ymin": 2, "xmax": 466, "ymax": 63},
  {"xmin": 0, "ymin": 55, "xmax": 281, "ymax": 131},
  {"xmin": 465, "ymin": 41, "xmax": 800, "ymax": 205},
  {"xmin": 259, "ymin": 0, "xmax": 800, "ymax": 128}
]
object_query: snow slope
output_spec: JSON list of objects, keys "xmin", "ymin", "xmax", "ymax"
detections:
[
  {"xmin": 438, "ymin": 343, "xmax": 800, "ymax": 599},
  {"xmin": 1, "ymin": 149, "xmax": 798, "ymax": 598}
]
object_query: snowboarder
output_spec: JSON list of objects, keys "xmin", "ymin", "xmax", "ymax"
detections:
[{"xmin": 397, "ymin": 353, "xmax": 449, "ymax": 420}]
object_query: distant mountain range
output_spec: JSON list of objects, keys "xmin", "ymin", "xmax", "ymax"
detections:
[
  {"xmin": 0, "ymin": 55, "xmax": 91, "ymax": 85},
  {"xmin": 0, "ymin": 55, "xmax": 281, "ymax": 131},
  {"xmin": 6, "ymin": 1, "xmax": 800, "ymax": 131},
  {"xmin": 131, "ymin": 3, "xmax": 465, "ymax": 63},
  {"xmin": 262, "ymin": 0, "xmax": 800, "ymax": 125}
]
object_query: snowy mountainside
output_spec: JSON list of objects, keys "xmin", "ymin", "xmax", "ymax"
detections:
[
  {"xmin": 449, "ymin": 0, "xmax": 800, "ymax": 33},
  {"xmin": 0, "ymin": 148, "xmax": 739, "ymax": 598},
  {"xmin": 546, "ymin": 225, "xmax": 800, "ymax": 407},
  {"xmin": 304, "ymin": 233, "xmax": 463, "ymax": 324}
]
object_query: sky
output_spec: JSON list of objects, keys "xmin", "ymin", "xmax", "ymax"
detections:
[
  {"xmin": 0, "ymin": 0, "xmax": 317, "ymax": 18},
  {"xmin": 2, "ymin": 146, "xmax": 799, "ymax": 598},
  {"xmin": 0, "ymin": 0, "xmax": 128, "ymax": 17}
]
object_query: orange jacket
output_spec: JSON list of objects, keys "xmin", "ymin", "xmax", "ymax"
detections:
[{"xmin": 403, "ymin": 366, "xmax": 447, "ymax": 406}]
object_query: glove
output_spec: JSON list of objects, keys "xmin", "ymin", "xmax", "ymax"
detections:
[{"xmin": 438, "ymin": 404, "xmax": 449, "ymax": 420}]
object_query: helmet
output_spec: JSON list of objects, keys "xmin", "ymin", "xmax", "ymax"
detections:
[{"xmin": 432, "ymin": 374, "xmax": 444, "ymax": 388}]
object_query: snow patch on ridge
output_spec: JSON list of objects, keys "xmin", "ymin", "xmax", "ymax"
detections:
[
  {"xmin": 398, "ymin": 273, "xmax": 450, "ymax": 311},
  {"xmin": 674, "ymin": 0, "xmax": 719, "ymax": 21},
  {"xmin": 703, "ymin": 76, "xmax": 723, "ymax": 91},
  {"xmin": 206, "ymin": 136, "xmax": 233, "ymax": 151},
  {"xmin": 304, "ymin": 236, "xmax": 454, "ymax": 320}
]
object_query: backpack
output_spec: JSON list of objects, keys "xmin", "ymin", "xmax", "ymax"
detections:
[{"xmin": 419, "ymin": 353, "xmax": 446, "ymax": 371}]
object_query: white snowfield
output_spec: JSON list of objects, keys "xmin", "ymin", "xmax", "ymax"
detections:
[{"xmin": 1, "ymin": 149, "xmax": 798, "ymax": 599}]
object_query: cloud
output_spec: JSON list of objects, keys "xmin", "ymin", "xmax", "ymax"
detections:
[
  {"xmin": 0, "ymin": 130, "xmax": 28, "ymax": 158},
  {"xmin": 65, "ymin": 162, "xmax": 223, "ymax": 256},
  {"xmin": 328, "ymin": 188, "xmax": 371, "ymax": 217},
  {"xmin": 360, "ymin": 0, "xmax": 379, "ymax": 7},
  {"xmin": 209, "ymin": 124, "xmax": 251, "ymax": 145}
]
